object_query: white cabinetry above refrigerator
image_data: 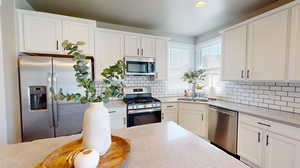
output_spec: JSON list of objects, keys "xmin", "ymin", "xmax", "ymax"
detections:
[{"xmin": 17, "ymin": 9, "xmax": 96, "ymax": 56}]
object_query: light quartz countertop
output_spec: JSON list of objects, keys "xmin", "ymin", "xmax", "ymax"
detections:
[
  {"xmin": 0, "ymin": 122, "xmax": 248, "ymax": 168},
  {"xmin": 209, "ymin": 101, "xmax": 300, "ymax": 128},
  {"xmin": 159, "ymin": 97, "xmax": 300, "ymax": 128}
]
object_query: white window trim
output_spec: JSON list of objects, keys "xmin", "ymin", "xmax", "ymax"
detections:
[{"xmin": 196, "ymin": 36, "xmax": 222, "ymax": 70}]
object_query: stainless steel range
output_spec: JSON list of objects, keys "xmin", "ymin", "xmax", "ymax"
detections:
[{"xmin": 123, "ymin": 87, "xmax": 161, "ymax": 127}]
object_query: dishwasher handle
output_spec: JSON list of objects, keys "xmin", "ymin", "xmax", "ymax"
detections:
[{"xmin": 209, "ymin": 107, "xmax": 236, "ymax": 117}]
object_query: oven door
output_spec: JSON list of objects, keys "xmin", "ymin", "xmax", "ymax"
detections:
[{"xmin": 127, "ymin": 109, "xmax": 161, "ymax": 127}]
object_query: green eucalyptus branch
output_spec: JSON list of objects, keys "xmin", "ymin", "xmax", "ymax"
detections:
[
  {"xmin": 51, "ymin": 40, "xmax": 125, "ymax": 104},
  {"xmin": 182, "ymin": 69, "xmax": 207, "ymax": 84}
]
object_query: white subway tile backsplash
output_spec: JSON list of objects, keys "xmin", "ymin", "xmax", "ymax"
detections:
[
  {"xmin": 223, "ymin": 81, "xmax": 300, "ymax": 114},
  {"xmin": 274, "ymin": 100, "xmax": 287, "ymax": 106},
  {"xmin": 281, "ymin": 96, "xmax": 294, "ymax": 102},
  {"xmin": 281, "ymin": 106, "xmax": 294, "ymax": 112},
  {"xmin": 270, "ymin": 86, "xmax": 281, "ymax": 91},
  {"xmin": 275, "ymin": 91, "xmax": 288, "ymax": 96},
  {"xmin": 288, "ymin": 102, "xmax": 300, "ymax": 108},
  {"xmin": 288, "ymin": 92, "xmax": 300, "ymax": 98},
  {"xmin": 282, "ymin": 87, "xmax": 296, "ymax": 92}
]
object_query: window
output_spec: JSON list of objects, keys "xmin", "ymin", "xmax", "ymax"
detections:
[
  {"xmin": 196, "ymin": 37, "xmax": 223, "ymax": 95},
  {"xmin": 167, "ymin": 42, "xmax": 195, "ymax": 96}
]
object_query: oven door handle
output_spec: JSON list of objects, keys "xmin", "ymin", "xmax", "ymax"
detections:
[{"xmin": 128, "ymin": 108, "xmax": 161, "ymax": 114}]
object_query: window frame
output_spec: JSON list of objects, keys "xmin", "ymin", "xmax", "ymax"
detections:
[{"xmin": 196, "ymin": 36, "xmax": 222, "ymax": 71}]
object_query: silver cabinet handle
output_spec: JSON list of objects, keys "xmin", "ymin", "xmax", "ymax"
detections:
[
  {"xmin": 241, "ymin": 70, "xmax": 244, "ymax": 79},
  {"xmin": 123, "ymin": 117, "xmax": 126, "ymax": 125},
  {"xmin": 167, "ymin": 106, "xmax": 174, "ymax": 108},
  {"xmin": 56, "ymin": 40, "xmax": 59, "ymax": 51},
  {"xmin": 258, "ymin": 132, "xmax": 261, "ymax": 143},
  {"xmin": 137, "ymin": 48, "xmax": 140, "ymax": 56},
  {"xmin": 109, "ymin": 111, "xmax": 117, "ymax": 114},
  {"xmin": 246, "ymin": 70, "xmax": 250, "ymax": 79},
  {"xmin": 141, "ymin": 49, "xmax": 144, "ymax": 56},
  {"xmin": 162, "ymin": 113, "xmax": 164, "ymax": 120},
  {"xmin": 266, "ymin": 135, "xmax": 269, "ymax": 146},
  {"xmin": 257, "ymin": 122, "xmax": 271, "ymax": 127}
]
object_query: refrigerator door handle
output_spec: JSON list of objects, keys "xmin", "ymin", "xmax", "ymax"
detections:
[
  {"xmin": 52, "ymin": 73, "xmax": 59, "ymax": 128},
  {"xmin": 47, "ymin": 72, "xmax": 54, "ymax": 128}
]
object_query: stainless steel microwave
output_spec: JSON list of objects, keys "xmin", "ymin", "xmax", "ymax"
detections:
[{"xmin": 125, "ymin": 56, "xmax": 156, "ymax": 76}]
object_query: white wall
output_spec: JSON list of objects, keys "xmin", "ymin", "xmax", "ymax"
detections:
[
  {"xmin": 97, "ymin": 21, "xmax": 196, "ymax": 44},
  {"xmin": 0, "ymin": 8, "xmax": 7, "ymax": 144},
  {"xmin": 0, "ymin": 0, "xmax": 21, "ymax": 144},
  {"xmin": 15, "ymin": 0, "xmax": 33, "ymax": 10}
]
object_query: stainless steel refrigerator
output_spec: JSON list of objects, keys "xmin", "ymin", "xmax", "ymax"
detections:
[{"xmin": 19, "ymin": 54, "xmax": 94, "ymax": 142}]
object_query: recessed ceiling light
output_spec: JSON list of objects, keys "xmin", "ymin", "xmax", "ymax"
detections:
[{"xmin": 195, "ymin": 0, "xmax": 207, "ymax": 8}]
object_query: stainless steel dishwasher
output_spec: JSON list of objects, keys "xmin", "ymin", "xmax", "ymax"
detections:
[{"xmin": 208, "ymin": 105, "xmax": 238, "ymax": 155}]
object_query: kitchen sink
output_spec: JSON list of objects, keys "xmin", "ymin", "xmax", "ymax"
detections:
[{"xmin": 177, "ymin": 97, "xmax": 209, "ymax": 102}]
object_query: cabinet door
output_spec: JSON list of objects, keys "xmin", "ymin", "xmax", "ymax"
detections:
[
  {"xmin": 141, "ymin": 37, "xmax": 155, "ymax": 57},
  {"xmin": 162, "ymin": 110, "xmax": 178, "ymax": 123},
  {"xmin": 222, "ymin": 25, "xmax": 247, "ymax": 80},
  {"xmin": 264, "ymin": 132, "xmax": 300, "ymax": 168},
  {"xmin": 288, "ymin": 5, "xmax": 300, "ymax": 80},
  {"xmin": 155, "ymin": 39, "xmax": 168, "ymax": 80},
  {"xmin": 19, "ymin": 12, "xmax": 62, "ymax": 53},
  {"xmin": 179, "ymin": 111, "xmax": 206, "ymax": 137},
  {"xmin": 95, "ymin": 31, "xmax": 124, "ymax": 80},
  {"xmin": 124, "ymin": 35, "xmax": 140, "ymax": 56},
  {"xmin": 110, "ymin": 115, "xmax": 126, "ymax": 130},
  {"xmin": 247, "ymin": 10, "xmax": 289, "ymax": 80},
  {"xmin": 238, "ymin": 122, "xmax": 264, "ymax": 167},
  {"xmin": 62, "ymin": 20, "xmax": 95, "ymax": 55}
]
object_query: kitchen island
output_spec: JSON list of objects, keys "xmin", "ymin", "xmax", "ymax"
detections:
[{"xmin": 0, "ymin": 122, "xmax": 248, "ymax": 168}]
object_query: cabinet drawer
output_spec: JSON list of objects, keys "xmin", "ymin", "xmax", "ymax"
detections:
[
  {"xmin": 162, "ymin": 103, "xmax": 178, "ymax": 110},
  {"xmin": 239, "ymin": 113, "xmax": 300, "ymax": 141},
  {"xmin": 107, "ymin": 106, "xmax": 126, "ymax": 116}
]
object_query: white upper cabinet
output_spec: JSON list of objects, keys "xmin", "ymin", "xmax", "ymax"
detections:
[
  {"xmin": 124, "ymin": 35, "xmax": 140, "ymax": 56},
  {"xmin": 141, "ymin": 37, "xmax": 155, "ymax": 57},
  {"xmin": 17, "ymin": 10, "xmax": 96, "ymax": 55},
  {"xmin": 62, "ymin": 20, "xmax": 95, "ymax": 56},
  {"xmin": 222, "ymin": 25, "xmax": 247, "ymax": 80},
  {"xmin": 289, "ymin": 5, "xmax": 300, "ymax": 80},
  {"xmin": 18, "ymin": 11, "xmax": 62, "ymax": 54},
  {"xmin": 124, "ymin": 35, "xmax": 156, "ymax": 57},
  {"xmin": 155, "ymin": 39, "xmax": 168, "ymax": 80},
  {"xmin": 247, "ymin": 10, "xmax": 289, "ymax": 80},
  {"xmin": 95, "ymin": 30, "xmax": 124, "ymax": 81}
]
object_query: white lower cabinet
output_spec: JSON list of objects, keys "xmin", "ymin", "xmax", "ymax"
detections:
[
  {"xmin": 238, "ymin": 114, "xmax": 300, "ymax": 168},
  {"xmin": 264, "ymin": 132, "xmax": 300, "ymax": 168},
  {"xmin": 238, "ymin": 122, "xmax": 264, "ymax": 167},
  {"xmin": 107, "ymin": 106, "xmax": 127, "ymax": 130},
  {"xmin": 162, "ymin": 103, "xmax": 178, "ymax": 123},
  {"xmin": 178, "ymin": 103, "xmax": 208, "ymax": 138}
]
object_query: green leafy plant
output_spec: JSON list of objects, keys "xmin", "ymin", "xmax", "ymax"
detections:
[
  {"xmin": 51, "ymin": 40, "xmax": 126, "ymax": 104},
  {"xmin": 182, "ymin": 69, "xmax": 206, "ymax": 84}
]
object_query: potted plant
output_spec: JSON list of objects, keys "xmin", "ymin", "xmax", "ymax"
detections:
[
  {"xmin": 182, "ymin": 69, "xmax": 206, "ymax": 98},
  {"xmin": 51, "ymin": 40, "xmax": 126, "ymax": 156}
]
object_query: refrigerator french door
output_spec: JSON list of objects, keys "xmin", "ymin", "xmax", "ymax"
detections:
[{"xmin": 19, "ymin": 55, "xmax": 93, "ymax": 142}]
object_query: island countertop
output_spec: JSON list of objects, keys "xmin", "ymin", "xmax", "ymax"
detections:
[{"xmin": 0, "ymin": 122, "xmax": 248, "ymax": 168}]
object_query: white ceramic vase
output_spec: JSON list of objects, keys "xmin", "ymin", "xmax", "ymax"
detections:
[{"xmin": 82, "ymin": 102, "xmax": 112, "ymax": 156}]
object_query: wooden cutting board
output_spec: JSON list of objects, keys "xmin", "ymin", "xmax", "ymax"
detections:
[{"xmin": 36, "ymin": 136, "xmax": 130, "ymax": 168}]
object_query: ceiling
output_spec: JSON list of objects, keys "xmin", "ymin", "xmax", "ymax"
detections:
[{"xmin": 26, "ymin": 0, "xmax": 280, "ymax": 37}]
